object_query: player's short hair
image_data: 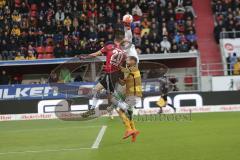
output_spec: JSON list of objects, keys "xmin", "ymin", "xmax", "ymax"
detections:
[
  {"xmin": 128, "ymin": 56, "xmax": 138, "ymax": 63},
  {"xmin": 114, "ymin": 30, "xmax": 125, "ymax": 42}
]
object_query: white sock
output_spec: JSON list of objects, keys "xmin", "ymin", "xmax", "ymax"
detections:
[
  {"xmin": 91, "ymin": 97, "xmax": 98, "ymax": 109},
  {"xmin": 117, "ymin": 101, "xmax": 128, "ymax": 112}
]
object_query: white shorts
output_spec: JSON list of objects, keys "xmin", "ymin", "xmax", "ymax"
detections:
[{"xmin": 125, "ymin": 96, "xmax": 141, "ymax": 108}]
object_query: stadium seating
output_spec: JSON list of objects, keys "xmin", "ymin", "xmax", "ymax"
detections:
[
  {"xmin": 212, "ymin": 0, "xmax": 240, "ymax": 42},
  {"xmin": 212, "ymin": 0, "xmax": 240, "ymax": 75},
  {"xmin": 0, "ymin": 0, "xmax": 198, "ymax": 60},
  {"xmin": 36, "ymin": 46, "xmax": 45, "ymax": 54}
]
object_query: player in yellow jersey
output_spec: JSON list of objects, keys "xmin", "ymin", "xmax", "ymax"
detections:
[
  {"xmin": 156, "ymin": 76, "xmax": 176, "ymax": 113},
  {"xmin": 111, "ymin": 56, "xmax": 142, "ymax": 142}
]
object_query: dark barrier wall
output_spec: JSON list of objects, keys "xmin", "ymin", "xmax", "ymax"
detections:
[{"xmin": 0, "ymin": 91, "xmax": 240, "ymax": 115}]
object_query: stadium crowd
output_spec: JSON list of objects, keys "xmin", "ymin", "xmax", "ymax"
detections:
[
  {"xmin": 212, "ymin": 0, "xmax": 240, "ymax": 75},
  {"xmin": 0, "ymin": 0, "xmax": 197, "ymax": 61},
  {"xmin": 212, "ymin": 0, "xmax": 240, "ymax": 43}
]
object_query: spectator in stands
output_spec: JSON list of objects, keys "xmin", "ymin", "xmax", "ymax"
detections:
[
  {"xmin": 11, "ymin": 76, "xmax": 19, "ymax": 84},
  {"xmin": 141, "ymin": 17, "xmax": 151, "ymax": 37},
  {"xmin": 98, "ymin": 26, "xmax": 107, "ymax": 42},
  {"xmin": 178, "ymin": 41, "xmax": 189, "ymax": 52},
  {"xmin": 19, "ymin": 2, "xmax": 29, "ymax": 15},
  {"xmin": 189, "ymin": 46, "xmax": 198, "ymax": 53},
  {"xmin": 0, "ymin": 70, "xmax": 9, "ymax": 85},
  {"xmin": 183, "ymin": 0, "xmax": 197, "ymax": 18},
  {"xmin": 15, "ymin": 51, "xmax": 25, "ymax": 60},
  {"xmin": 229, "ymin": 53, "xmax": 238, "ymax": 75},
  {"xmin": 74, "ymin": 74, "xmax": 83, "ymax": 82},
  {"xmin": 214, "ymin": 20, "xmax": 226, "ymax": 43},
  {"xmin": 64, "ymin": 45, "xmax": 73, "ymax": 57},
  {"xmin": 212, "ymin": 0, "xmax": 227, "ymax": 14},
  {"xmin": 55, "ymin": 9, "xmax": 65, "ymax": 22},
  {"xmin": 26, "ymin": 51, "xmax": 36, "ymax": 60},
  {"xmin": 40, "ymin": 77, "xmax": 47, "ymax": 84},
  {"xmin": 186, "ymin": 30, "xmax": 197, "ymax": 43},
  {"xmin": 9, "ymin": 39, "xmax": 18, "ymax": 59},
  {"xmin": 0, "ymin": 40, "xmax": 10, "ymax": 60},
  {"xmin": 169, "ymin": 76, "xmax": 179, "ymax": 91},
  {"xmin": 212, "ymin": 0, "xmax": 240, "ymax": 42},
  {"xmin": 149, "ymin": 32, "xmax": 160, "ymax": 45},
  {"xmin": 11, "ymin": 25, "xmax": 21, "ymax": 37},
  {"xmin": 233, "ymin": 58, "xmax": 240, "ymax": 75},
  {"xmin": 160, "ymin": 36, "xmax": 171, "ymax": 53},
  {"xmin": 167, "ymin": 17, "xmax": 176, "ymax": 34},
  {"xmin": 171, "ymin": 44, "xmax": 179, "ymax": 53},
  {"xmin": 0, "ymin": 0, "xmax": 197, "ymax": 60},
  {"xmin": 174, "ymin": 32, "xmax": 181, "ymax": 44},
  {"xmin": 54, "ymin": 43, "xmax": 64, "ymax": 58},
  {"xmin": 132, "ymin": 4, "xmax": 143, "ymax": 24},
  {"xmin": 0, "ymin": 0, "xmax": 6, "ymax": 8},
  {"xmin": 152, "ymin": 45, "xmax": 161, "ymax": 54},
  {"xmin": 49, "ymin": 72, "xmax": 58, "ymax": 83}
]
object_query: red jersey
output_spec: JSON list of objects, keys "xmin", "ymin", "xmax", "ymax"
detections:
[{"xmin": 100, "ymin": 43, "xmax": 126, "ymax": 73}]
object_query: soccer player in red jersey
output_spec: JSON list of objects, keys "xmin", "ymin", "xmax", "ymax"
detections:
[{"xmin": 81, "ymin": 30, "xmax": 127, "ymax": 114}]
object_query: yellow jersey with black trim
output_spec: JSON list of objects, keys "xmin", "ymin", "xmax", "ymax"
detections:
[{"xmin": 121, "ymin": 66, "xmax": 142, "ymax": 97}]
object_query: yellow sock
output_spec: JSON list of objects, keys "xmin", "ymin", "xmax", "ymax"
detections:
[
  {"xmin": 130, "ymin": 120, "xmax": 137, "ymax": 130},
  {"xmin": 130, "ymin": 120, "xmax": 136, "ymax": 131},
  {"xmin": 118, "ymin": 110, "xmax": 132, "ymax": 131}
]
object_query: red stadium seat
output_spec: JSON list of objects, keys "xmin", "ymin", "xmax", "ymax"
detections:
[
  {"xmin": 184, "ymin": 75, "xmax": 193, "ymax": 87},
  {"xmin": 44, "ymin": 54, "xmax": 54, "ymax": 59},
  {"xmin": 37, "ymin": 54, "xmax": 44, "ymax": 59},
  {"xmin": 45, "ymin": 46, "xmax": 54, "ymax": 54},
  {"xmin": 36, "ymin": 46, "xmax": 45, "ymax": 54}
]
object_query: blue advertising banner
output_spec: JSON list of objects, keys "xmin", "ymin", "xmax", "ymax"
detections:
[
  {"xmin": 0, "ymin": 82, "xmax": 95, "ymax": 100},
  {"xmin": 0, "ymin": 81, "xmax": 161, "ymax": 100}
]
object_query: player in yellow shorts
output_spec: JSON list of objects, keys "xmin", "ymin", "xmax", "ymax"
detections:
[
  {"xmin": 111, "ymin": 56, "xmax": 142, "ymax": 142},
  {"xmin": 156, "ymin": 76, "xmax": 176, "ymax": 113}
]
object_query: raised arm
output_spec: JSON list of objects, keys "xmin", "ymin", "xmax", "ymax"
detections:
[
  {"xmin": 79, "ymin": 50, "xmax": 102, "ymax": 59},
  {"xmin": 87, "ymin": 50, "xmax": 102, "ymax": 58}
]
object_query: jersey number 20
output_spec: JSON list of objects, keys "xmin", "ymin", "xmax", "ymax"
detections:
[{"xmin": 111, "ymin": 49, "xmax": 124, "ymax": 67}]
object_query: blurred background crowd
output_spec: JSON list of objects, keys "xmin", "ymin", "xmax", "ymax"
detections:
[
  {"xmin": 213, "ymin": 0, "xmax": 240, "ymax": 43},
  {"xmin": 0, "ymin": 0, "xmax": 197, "ymax": 61}
]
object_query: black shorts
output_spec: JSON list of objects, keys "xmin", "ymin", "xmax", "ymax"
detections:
[
  {"xmin": 99, "ymin": 70, "xmax": 124, "ymax": 93},
  {"xmin": 162, "ymin": 94, "xmax": 168, "ymax": 101}
]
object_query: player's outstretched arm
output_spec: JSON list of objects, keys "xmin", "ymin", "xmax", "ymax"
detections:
[{"xmin": 79, "ymin": 50, "xmax": 102, "ymax": 59}]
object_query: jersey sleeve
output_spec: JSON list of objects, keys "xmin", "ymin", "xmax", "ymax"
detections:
[{"xmin": 100, "ymin": 46, "xmax": 107, "ymax": 55}]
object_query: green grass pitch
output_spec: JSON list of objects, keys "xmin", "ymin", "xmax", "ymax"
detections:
[{"xmin": 0, "ymin": 112, "xmax": 240, "ymax": 160}]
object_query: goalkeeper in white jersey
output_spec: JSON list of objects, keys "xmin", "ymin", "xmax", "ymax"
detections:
[{"xmin": 122, "ymin": 14, "xmax": 139, "ymax": 63}]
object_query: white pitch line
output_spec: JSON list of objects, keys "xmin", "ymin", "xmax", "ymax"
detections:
[
  {"xmin": 0, "ymin": 147, "xmax": 91, "ymax": 155},
  {"xmin": 0, "ymin": 125, "xmax": 107, "ymax": 155},
  {"xmin": 2, "ymin": 125, "xmax": 101, "ymax": 133},
  {"xmin": 91, "ymin": 125, "xmax": 107, "ymax": 149}
]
